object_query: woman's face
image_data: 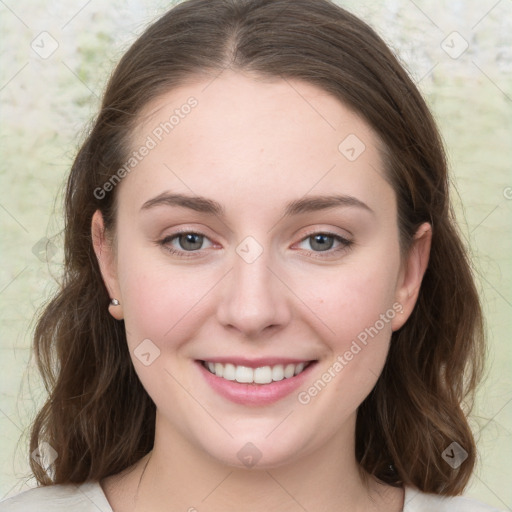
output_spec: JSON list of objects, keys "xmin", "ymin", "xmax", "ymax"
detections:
[{"xmin": 93, "ymin": 70, "xmax": 430, "ymax": 469}]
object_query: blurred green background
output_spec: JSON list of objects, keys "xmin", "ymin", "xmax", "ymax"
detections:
[{"xmin": 1, "ymin": 0, "xmax": 511, "ymax": 508}]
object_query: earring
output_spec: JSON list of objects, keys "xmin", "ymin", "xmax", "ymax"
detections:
[{"xmin": 108, "ymin": 298, "xmax": 123, "ymax": 321}]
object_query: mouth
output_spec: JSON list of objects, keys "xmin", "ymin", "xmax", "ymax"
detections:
[
  {"xmin": 199, "ymin": 360, "xmax": 315, "ymax": 385},
  {"xmin": 195, "ymin": 358, "xmax": 319, "ymax": 406}
]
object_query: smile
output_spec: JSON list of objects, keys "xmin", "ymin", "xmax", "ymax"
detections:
[
  {"xmin": 201, "ymin": 360, "xmax": 313, "ymax": 384},
  {"xmin": 196, "ymin": 358, "xmax": 318, "ymax": 406}
]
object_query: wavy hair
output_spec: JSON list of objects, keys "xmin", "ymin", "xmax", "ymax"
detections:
[{"xmin": 29, "ymin": 0, "xmax": 485, "ymax": 494}]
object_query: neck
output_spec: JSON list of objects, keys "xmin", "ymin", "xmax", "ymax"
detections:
[{"xmin": 105, "ymin": 411, "xmax": 403, "ymax": 512}]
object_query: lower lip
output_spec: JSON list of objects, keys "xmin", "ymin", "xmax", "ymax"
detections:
[{"xmin": 195, "ymin": 360, "xmax": 317, "ymax": 406}]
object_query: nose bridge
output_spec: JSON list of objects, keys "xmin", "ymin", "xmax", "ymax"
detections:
[{"xmin": 216, "ymin": 234, "xmax": 290, "ymax": 337}]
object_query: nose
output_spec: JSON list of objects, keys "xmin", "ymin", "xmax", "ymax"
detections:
[{"xmin": 216, "ymin": 242, "xmax": 292, "ymax": 339}]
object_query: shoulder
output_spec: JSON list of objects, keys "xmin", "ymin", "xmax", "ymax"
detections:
[
  {"xmin": 404, "ymin": 486, "xmax": 506, "ymax": 512},
  {"xmin": 0, "ymin": 481, "xmax": 112, "ymax": 512}
]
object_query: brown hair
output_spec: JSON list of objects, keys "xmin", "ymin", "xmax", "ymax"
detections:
[{"xmin": 29, "ymin": 0, "xmax": 485, "ymax": 495}]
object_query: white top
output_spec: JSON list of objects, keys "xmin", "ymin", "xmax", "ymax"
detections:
[{"xmin": 0, "ymin": 481, "xmax": 505, "ymax": 511}]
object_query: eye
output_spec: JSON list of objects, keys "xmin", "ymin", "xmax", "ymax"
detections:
[
  {"xmin": 157, "ymin": 229, "xmax": 353, "ymax": 260},
  {"xmin": 159, "ymin": 230, "xmax": 214, "ymax": 258},
  {"xmin": 295, "ymin": 231, "xmax": 353, "ymax": 257}
]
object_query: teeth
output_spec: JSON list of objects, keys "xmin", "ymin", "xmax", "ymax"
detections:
[
  {"xmin": 254, "ymin": 366, "xmax": 272, "ymax": 384},
  {"xmin": 223, "ymin": 363, "xmax": 236, "ymax": 381},
  {"xmin": 294, "ymin": 362, "xmax": 305, "ymax": 375},
  {"xmin": 203, "ymin": 361, "xmax": 311, "ymax": 384},
  {"xmin": 272, "ymin": 365, "xmax": 284, "ymax": 381},
  {"xmin": 284, "ymin": 364, "xmax": 295, "ymax": 378},
  {"xmin": 214, "ymin": 362, "xmax": 224, "ymax": 378},
  {"xmin": 235, "ymin": 365, "xmax": 253, "ymax": 383}
]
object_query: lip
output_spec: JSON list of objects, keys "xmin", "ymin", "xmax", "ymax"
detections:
[{"xmin": 195, "ymin": 359, "xmax": 318, "ymax": 406}]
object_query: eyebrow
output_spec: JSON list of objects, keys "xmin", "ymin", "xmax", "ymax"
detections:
[{"xmin": 140, "ymin": 192, "xmax": 374, "ymax": 217}]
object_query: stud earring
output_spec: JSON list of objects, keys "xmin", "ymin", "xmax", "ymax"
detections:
[{"xmin": 108, "ymin": 298, "xmax": 123, "ymax": 321}]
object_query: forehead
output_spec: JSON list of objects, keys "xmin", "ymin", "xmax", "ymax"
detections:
[{"xmin": 121, "ymin": 70, "xmax": 393, "ymax": 216}]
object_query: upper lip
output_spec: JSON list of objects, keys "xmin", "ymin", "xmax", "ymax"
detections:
[{"xmin": 198, "ymin": 357, "xmax": 316, "ymax": 368}]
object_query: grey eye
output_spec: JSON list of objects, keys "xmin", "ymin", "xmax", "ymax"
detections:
[{"xmin": 177, "ymin": 233, "xmax": 204, "ymax": 251}]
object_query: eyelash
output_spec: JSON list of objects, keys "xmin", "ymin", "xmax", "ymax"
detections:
[{"xmin": 157, "ymin": 228, "xmax": 353, "ymax": 260}]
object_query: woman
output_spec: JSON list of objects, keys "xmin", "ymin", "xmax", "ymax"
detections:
[{"xmin": 0, "ymin": 0, "xmax": 502, "ymax": 510}]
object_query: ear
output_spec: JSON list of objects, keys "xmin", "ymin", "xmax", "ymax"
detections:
[
  {"xmin": 391, "ymin": 222, "xmax": 432, "ymax": 331},
  {"xmin": 91, "ymin": 210, "xmax": 124, "ymax": 320}
]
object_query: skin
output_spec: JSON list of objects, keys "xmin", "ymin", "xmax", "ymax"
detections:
[{"xmin": 92, "ymin": 69, "xmax": 431, "ymax": 512}]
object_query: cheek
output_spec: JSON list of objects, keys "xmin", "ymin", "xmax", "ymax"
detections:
[
  {"xmin": 122, "ymin": 267, "xmax": 211, "ymax": 344},
  {"xmin": 298, "ymin": 258, "xmax": 399, "ymax": 343},
  {"xmin": 294, "ymin": 254, "xmax": 401, "ymax": 395},
  {"xmin": 114, "ymin": 249, "xmax": 217, "ymax": 397},
  {"xmin": 293, "ymin": 266, "xmax": 400, "ymax": 417},
  {"xmin": 118, "ymin": 255, "xmax": 213, "ymax": 345}
]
